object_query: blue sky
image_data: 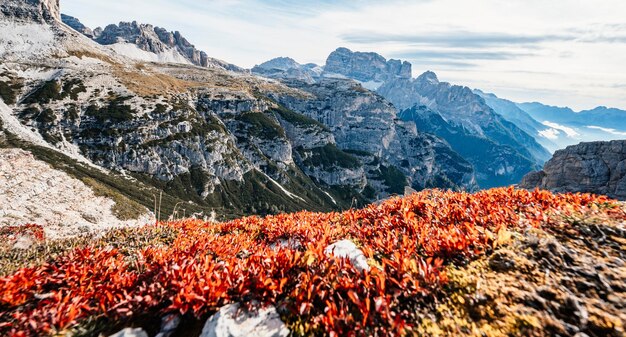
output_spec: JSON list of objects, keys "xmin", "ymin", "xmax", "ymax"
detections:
[{"xmin": 62, "ymin": 0, "xmax": 626, "ymax": 110}]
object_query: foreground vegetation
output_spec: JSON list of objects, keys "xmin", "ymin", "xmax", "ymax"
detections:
[{"xmin": 0, "ymin": 188, "xmax": 624, "ymax": 336}]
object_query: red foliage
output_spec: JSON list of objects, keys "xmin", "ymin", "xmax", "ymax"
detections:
[
  {"xmin": 0, "ymin": 224, "xmax": 45, "ymax": 243},
  {"xmin": 0, "ymin": 188, "xmax": 622, "ymax": 336}
]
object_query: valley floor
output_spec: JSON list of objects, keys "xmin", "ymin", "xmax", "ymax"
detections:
[{"xmin": 0, "ymin": 188, "xmax": 624, "ymax": 336}]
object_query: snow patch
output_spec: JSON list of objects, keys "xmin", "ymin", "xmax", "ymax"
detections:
[
  {"xmin": 323, "ymin": 191, "xmax": 337, "ymax": 205},
  {"xmin": 256, "ymin": 169, "xmax": 305, "ymax": 202},
  {"xmin": 0, "ymin": 21, "xmax": 56, "ymax": 59},
  {"xmin": 108, "ymin": 43, "xmax": 191, "ymax": 65}
]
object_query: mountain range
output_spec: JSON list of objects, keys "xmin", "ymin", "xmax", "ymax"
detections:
[{"xmin": 1, "ymin": 0, "xmax": 625, "ymax": 223}]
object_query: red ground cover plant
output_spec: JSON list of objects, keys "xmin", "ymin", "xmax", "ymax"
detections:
[
  {"xmin": 0, "ymin": 224, "xmax": 45, "ymax": 243},
  {"xmin": 0, "ymin": 188, "xmax": 623, "ymax": 336}
]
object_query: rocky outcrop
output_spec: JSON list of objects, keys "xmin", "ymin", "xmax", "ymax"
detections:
[
  {"xmin": 61, "ymin": 18, "xmax": 243, "ymax": 71},
  {"xmin": 200, "ymin": 303, "xmax": 289, "ymax": 337},
  {"xmin": 520, "ymin": 140, "xmax": 626, "ymax": 200},
  {"xmin": 60, "ymin": 14, "xmax": 94, "ymax": 38},
  {"xmin": 0, "ymin": 0, "xmax": 60, "ymax": 23},
  {"xmin": 324, "ymin": 47, "xmax": 411, "ymax": 84}
]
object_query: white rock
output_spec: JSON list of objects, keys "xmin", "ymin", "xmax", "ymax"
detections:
[
  {"xmin": 108, "ymin": 328, "xmax": 148, "ymax": 337},
  {"xmin": 12, "ymin": 235, "xmax": 34, "ymax": 250},
  {"xmin": 200, "ymin": 303, "xmax": 289, "ymax": 337},
  {"xmin": 324, "ymin": 239, "xmax": 370, "ymax": 272}
]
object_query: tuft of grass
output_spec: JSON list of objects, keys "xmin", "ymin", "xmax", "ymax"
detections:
[{"xmin": 82, "ymin": 177, "xmax": 147, "ymax": 221}]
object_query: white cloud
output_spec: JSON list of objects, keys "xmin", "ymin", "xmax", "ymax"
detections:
[
  {"xmin": 587, "ymin": 125, "xmax": 626, "ymax": 136},
  {"xmin": 61, "ymin": 0, "xmax": 626, "ymax": 110},
  {"xmin": 542, "ymin": 121, "xmax": 579, "ymax": 138},
  {"xmin": 538, "ymin": 128, "xmax": 561, "ymax": 140}
]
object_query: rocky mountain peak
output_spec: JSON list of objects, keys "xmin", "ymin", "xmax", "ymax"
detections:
[
  {"xmin": 416, "ymin": 70, "xmax": 439, "ymax": 84},
  {"xmin": 1, "ymin": 0, "xmax": 60, "ymax": 23},
  {"xmin": 324, "ymin": 47, "xmax": 412, "ymax": 83},
  {"xmin": 254, "ymin": 57, "xmax": 301, "ymax": 71}
]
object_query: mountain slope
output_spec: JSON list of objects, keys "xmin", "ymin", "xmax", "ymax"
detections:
[
  {"xmin": 254, "ymin": 48, "xmax": 551, "ymax": 188},
  {"xmin": 0, "ymin": 0, "xmax": 356, "ymax": 219},
  {"xmin": 267, "ymin": 78, "xmax": 477, "ymax": 194},
  {"xmin": 474, "ymin": 89, "xmax": 559, "ymax": 152}
]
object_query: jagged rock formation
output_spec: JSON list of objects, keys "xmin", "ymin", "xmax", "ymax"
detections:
[
  {"xmin": 61, "ymin": 16, "xmax": 243, "ymax": 71},
  {"xmin": 377, "ymin": 71, "xmax": 550, "ymax": 187},
  {"xmin": 520, "ymin": 140, "xmax": 626, "ymax": 200},
  {"xmin": 324, "ymin": 47, "xmax": 411, "ymax": 86},
  {"xmin": 60, "ymin": 14, "xmax": 93, "ymax": 37},
  {"xmin": 0, "ymin": 0, "xmax": 60, "ymax": 23}
]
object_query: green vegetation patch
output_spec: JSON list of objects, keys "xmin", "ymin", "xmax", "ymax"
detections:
[
  {"xmin": 0, "ymin": 76, "xmax": 23, "ymax": 105},
  {"xmin": 22, "ymin": 80, "xmax": 61, "ymax": 104},
  {"xmin": 236, "ymin": 111, "xmax": 286, "ymax": 139},
  {"xmin": 299, "ymin": 144, "xmax": 361, "ymax": 169},
  {"xmin": 378, "ymin": 164, "xmax": 407, "ymax": 194},
  {"xmin": 85, "ymin": 96, "xmax": 135, "ymax": 124},
  {"xmin": 271, "ymin": 106, "xmax": 329, "ymax": 131},
  {"xmin": 82, "ymin": 177, "xmax": 147, "ymax": 221}
]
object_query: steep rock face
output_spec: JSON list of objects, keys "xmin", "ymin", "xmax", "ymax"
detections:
[
  {"xmin": 269, "ymin": 78, "xmax": 476, "ymax": 195},
  {"xmin": 60, "ymin": 14, "xmax": 93, "ymax": 37},
  {"xmin": 475, "ymin": 89, "xmax": 558, "ymax": 153},
  {"xmin": 324, "ymin": 47, "xmax": 411, "ymax": 84},
  {"xmin": 399, "ymin": 105, "xmax": 540, "ymax": 188},
  {"xmin": 378, "ymin": 72, "xmax": 550, "ymax": 187},
  {"xmin": 520, "ymin": 140, "xmax": 626, "ymax": 200},
  {"xmin": 0, "ymin": 0, "xmax": 60, "ymax": 23}
]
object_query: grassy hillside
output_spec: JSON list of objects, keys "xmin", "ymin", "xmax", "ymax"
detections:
[{"xmin": 1, "ymin": 188, "xmax": 624, "ymax": 336}]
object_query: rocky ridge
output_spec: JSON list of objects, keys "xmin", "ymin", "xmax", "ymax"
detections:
[
  {"xmin": 253, "ymin": 48, "xmax": 550, "ymax": 188},
  {"xmin": 520, "ymin": 140, "xmax": 626, "ymax": 200},
  {"xmin": 61, "ymin": 15, "xmax": 243, "ymax": 71}
]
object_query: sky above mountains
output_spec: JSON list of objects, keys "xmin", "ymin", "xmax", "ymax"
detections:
[{"xmin": 62, "ymin": 0, "xmax": 626, "ymax": 111}]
